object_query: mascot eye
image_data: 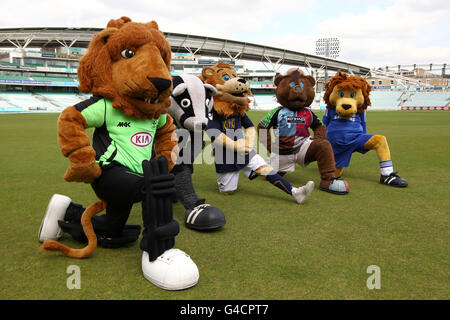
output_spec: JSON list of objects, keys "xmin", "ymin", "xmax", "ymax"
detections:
[
  {"xmin": 121, "ymin": 49, "xmax": 135, "ymax": 59},
  {"xmin": 289, "ymin": 82, "xmax": 295, "ymax": 87},
  {"xmin": 339, "ymin": 91, "xmax": 345, "ymax": 98},
  {"xmin": 300, "ymin": 81, "xmax": 304, "ymax": 88},
  {"xmin": 180, "ymin": 98, "xmax": 191, "ymax": 108},
  {"xmin": 350, "ymin": 92, "xmax": 356, "ymax": 98},
  {"xmin": 222, "ymin": 75, "xmax": 230, "ymax": 81},
  {"xmin": 205, "ymin": 98, "xmax": 210, "ymax": 107}
]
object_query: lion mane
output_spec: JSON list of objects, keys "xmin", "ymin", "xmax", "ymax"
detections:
[
  {"xmin": 323, "ymin": 70, "xmax": 372, "ymax": 113},
  {"xmin": 78, "ymin": 16, "xmax": 172, "ymax": 119}
]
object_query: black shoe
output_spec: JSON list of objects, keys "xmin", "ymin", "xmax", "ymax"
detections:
[
  {"xmin": 63, "ymin": 202, "xmax": 85, "ymax": 222},
  {"xmin": 380, "ymin": 171, "xmax": 408, "ymax": 187},
  {"xmin": 185, "ymin": 199, "xmax": 226, "ymax": 231}
]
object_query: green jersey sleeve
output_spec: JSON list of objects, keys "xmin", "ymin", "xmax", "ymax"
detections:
[
  {"xmin": 156, "ymin": 113, "xmax": 167, "ymax": 129},
  {"xmin": 259, "ymin": 106, "xmax": 281, "ymax": 129},
  {"xmin": 79, "ymin": 98, "xmax": 107, "ymax": 128}
]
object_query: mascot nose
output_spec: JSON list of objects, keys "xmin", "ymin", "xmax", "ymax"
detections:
[
  {"xmin": 237, "ymin": 78, "xmax": 247, "ymax": 84},
  {"xmin": 342, "ymin": 104, "xmax": 352, "ymax": 110},
  {"xmin": 147, "ymin": 77, "xmax": 172, "ymax": 93}
]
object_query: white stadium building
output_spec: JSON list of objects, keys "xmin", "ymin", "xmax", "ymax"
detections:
[{"xmin": 0, "ymin": 27, "xmax": 448, "ymax": 113}]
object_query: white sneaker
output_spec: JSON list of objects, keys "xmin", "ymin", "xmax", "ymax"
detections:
[
  {"xmin": 38, "ymin": 194, "xmax": 71, "ymax": 242},
  {"xmin": 291, "ymin": 181, "xmax": 315, "ymax": 204},
  {"xmin": 304, "ymin": 180, "xmax": 315, "ymax": 197},
  {"xmin": 142, "ymin": 248, "xmax": 199, "ymax": 290}
]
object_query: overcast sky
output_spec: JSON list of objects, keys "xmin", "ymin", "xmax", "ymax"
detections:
[{"xmin": 0, "ymin": 0, "xmax": 449, "ymax": 69}]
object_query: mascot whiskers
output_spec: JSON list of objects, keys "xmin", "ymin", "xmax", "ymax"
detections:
[{"xmin": 38, "ymin": 17, "xmax": 199, "ymax": 291}]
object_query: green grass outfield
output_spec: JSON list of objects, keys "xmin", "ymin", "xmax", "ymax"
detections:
[{"xmin": 0, "ymin": 110, "xmax": 449, "ymax": 300}]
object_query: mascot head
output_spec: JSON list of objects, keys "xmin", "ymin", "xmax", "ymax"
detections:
[
  {"xmin": 78, "ymin": 16, "xmax": 172, "ymax": 119},
  {"xmin": 274, "ymin": 68, "xmax": 316, "ymax": 111},
  {"xmin": 199, "ymin": 62, "xmax": 251, "ymax": 117},
  {"xmin": 168, "ymin": 74, "xmax": 217, "ymax": 131},
  {"xmin": 323, "ymin": 70, "xmax": 372, "ymax": 119}
]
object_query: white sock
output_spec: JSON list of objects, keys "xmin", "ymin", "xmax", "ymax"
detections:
[{"xmin": 380, "ymin": 160, "xmax": 394, "ymax": 176}]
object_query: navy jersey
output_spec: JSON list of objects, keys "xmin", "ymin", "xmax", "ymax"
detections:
[{"xmin": 206, "ymin": 109, "xmax": 255, "ymax": 173}]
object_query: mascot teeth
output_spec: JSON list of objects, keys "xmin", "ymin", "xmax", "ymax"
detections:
[{"xmin": 144, "ymin": 98, "xmax": 159, "ymax": 104}]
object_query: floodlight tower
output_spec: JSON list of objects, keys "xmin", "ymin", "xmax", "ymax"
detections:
[
  {"xmin": 316, "ymin": 38, "xmax": 340, "ymax": 83},
  {"xmin": 316, "ymin": 38, "xmax": 340, "ymax": 59}
]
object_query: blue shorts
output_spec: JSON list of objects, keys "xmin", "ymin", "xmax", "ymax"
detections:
[{"xmin": 328, "ymin": 133, "xmax": 373, "ymax": 168}]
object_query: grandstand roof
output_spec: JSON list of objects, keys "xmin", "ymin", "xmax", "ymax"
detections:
[{"xmin": 0, "ymin": 27, "xmax": 370, "ymax": 75}]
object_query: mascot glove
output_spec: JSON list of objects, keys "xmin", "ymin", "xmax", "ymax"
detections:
[
  {"xmin": 64, "ymin": 146, "xmax": 102, "ymax": 184},
  {"xmin": 245, "ymin": 136, "xmax": 255, "ymax": 152},
  {"xmin": 312, "ymin": 125, "xmax": 327, "ymax": 140},
  {"xmin": 234, "ymin": 139, "xmax": 250, "ymax": 155}
]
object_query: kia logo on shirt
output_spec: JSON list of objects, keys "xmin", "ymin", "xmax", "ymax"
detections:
[{"xmin": 131, "ymin": 132, "xmax": 152, "ymax": 147}]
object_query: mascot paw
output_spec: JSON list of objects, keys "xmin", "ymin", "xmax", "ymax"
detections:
[
  {"xmin": 142, "ymin": 249, "xmax": 199, "ymax": 290},
  {"xmin": 319, "ymin": 179, "xmax": 349, "ymax": 195},
  {"xmin": 291, "ymin": 181, "xmax": 315, "ymax": 204},
  {"xmin": 64, "ymin": 161, "xmax": 102, "ymax": 184},
  {"xmin": 38, "ymin": 194, "xmax": 72, "ymax": 242},
  {"xmin": 185, "ymin": 200, "xmax": 226, "ymax": 231}
]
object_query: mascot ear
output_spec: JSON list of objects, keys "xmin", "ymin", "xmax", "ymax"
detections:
[
  {"xmin": 201, "ymin": 67, "xmax": 215, "ymax": 81},
  {"xmin": 95, "ymin": 27, "xmax": 118, "ymax": 45},
  {"xmin": 147, "ymin": 20, "xmax": 159, "ymax": 30},
  {"xmin": 274, "ymin": 74, "xmax": 285, "ymax": 87},
  {"xmin": 304, "ymin": 75, "xmax": 316, "ymax": 88},
  {"xmin": 172, "ymin": 83, "xmax": 187, "ymax": 97},
  {"xmin": 107, "ymin": 16, "xmax": 132, "ymax": 28},
  {"xmin": 205, "ymin": 83, "xmax": 218, "ymax": 96},
  {"xmin": 77, "ymin": 27, "xmax": 118, "ymax": 93}
]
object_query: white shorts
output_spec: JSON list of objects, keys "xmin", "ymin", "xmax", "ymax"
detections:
[
  {"xmin": 269, "ymin": 137, "xmax": 313, "ymax": 173},
  {"xmin": 216, "ymin": 153, "xmax": 268, "ymax": 193}
]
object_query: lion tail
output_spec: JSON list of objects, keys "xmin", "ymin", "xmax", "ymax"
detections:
[{"xmin": 41, "ymin": 199, "xmax": 107, "ymax": 259}]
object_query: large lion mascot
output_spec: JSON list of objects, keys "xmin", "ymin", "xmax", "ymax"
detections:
[{"xmin": 38, "ymin": 17, "xmax": 199, "ymax": 291}]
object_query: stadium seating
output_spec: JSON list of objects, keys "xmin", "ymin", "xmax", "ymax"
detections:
[
  {"xmin": 250, "ymin": 90, "xmax": 450, "ymax": 111},
  {"xmin": 403, "ymin": 91, "xmax": 450, "ymax": 107},
  {"xmin": 1, "ymin": 88, "xmax": 448, "ymax": 113},
  {"xmin": 369, "ymin": 91, "xmax": 403, "ymax": 110},
  {"xmin": 31, "ymin": 76, "xmax": 77, "ymax": 83},
  {"xmin": 0, "ymin": 95, "xmax": 23, "ymax": 111},
  {"xmin": 0, "ymin": 75, "xmax": 31, "ymax": 81},
  {"xmin": 0, "ymin": 92, "xmax": 59, "ymax": 111},
  {"xmin": 38, "ymin": 92, "xmax": 86, "ymax": 108},
  {"xmin": 250, "ymin": 94, "xmax": 278, "ymax": 110}
]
